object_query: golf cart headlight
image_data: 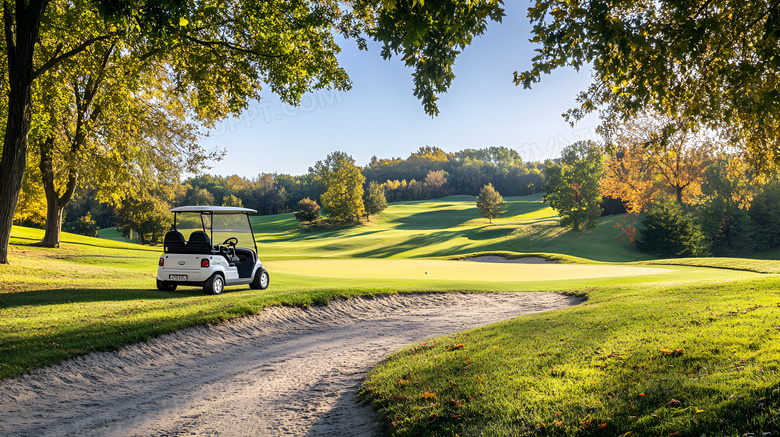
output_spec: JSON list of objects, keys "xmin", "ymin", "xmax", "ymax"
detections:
[
  {"xmin": 159, "ymin": 257, "xmax": 164, "ymax": 266},
  {"xmin": 201, "ymin": 258, "xmax": 210, "ymax": 268}
]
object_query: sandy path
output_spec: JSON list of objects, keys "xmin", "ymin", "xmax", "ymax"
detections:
[{"xmin": 0, "ymin": 292, "xmax": 582, "ymax": 437}]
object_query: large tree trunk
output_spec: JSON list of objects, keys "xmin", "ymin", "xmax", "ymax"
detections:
[
  {"xmin": 41, "ymin": 197, "xmax": 64, "ymax": 247},
  {"xmin": 0, "ymin": 0, "xmax": 48, "ymax": 264},
  {"xmin": 39, "ymin": 140, "xmax": 79, "ymax": 247},
  {"xmin": 37, "ymin": 107, "xmax": 79, "ymax": 247}
]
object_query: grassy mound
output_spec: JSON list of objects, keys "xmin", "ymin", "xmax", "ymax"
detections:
[
  {"xmin": 252, "ymin": 194, "xmax": 654, "ymax": 262},
  {"xmin": 360, "ymin": 276, "xmax": 780, "ymax": 436}
]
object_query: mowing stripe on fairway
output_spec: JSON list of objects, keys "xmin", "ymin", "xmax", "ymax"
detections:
[{"xmin": 267, "ymin": 259, "xmax": 672, "ymax": 281}]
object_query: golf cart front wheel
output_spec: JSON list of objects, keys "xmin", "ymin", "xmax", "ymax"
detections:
[
  {"xmin": 157, "ymin": 279, "xmax": 177, "ymax": 291},
  {"xmin": 204, "ymin": 273, "xmax": 225, "ymax": 295},
  {"xmin": 250, "ymin": 268, "xmax": 270, "ymax": 290}
]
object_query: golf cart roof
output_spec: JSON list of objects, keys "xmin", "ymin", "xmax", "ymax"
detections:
[{"xmin": 170, "ymin": 206, "xmax": 257, "ymax": 214}]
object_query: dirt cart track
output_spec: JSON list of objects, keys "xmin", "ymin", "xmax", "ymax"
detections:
[{"xmin": 0, "ymin": 292, "xmax": 583, "ymax": 436}]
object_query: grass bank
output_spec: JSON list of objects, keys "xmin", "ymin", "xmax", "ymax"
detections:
[
  {"xmin": 252, "ymin": 195, "xmax": 655, "ymax": 262},
  {"xmin": 360, "ymin": 276, "xmax": 780, "ymax": 436},
  {"xmin": 2, "ymin": 225, "xmax": 750, "ymax": 380}
]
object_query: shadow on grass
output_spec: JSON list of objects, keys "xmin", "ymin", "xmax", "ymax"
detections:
[
  {"xmin": 0, "ymin": 286, "xmax": 210, "ymax": 309},
  {"xmin": 354, "ymin": 229, "xmax": 510, "ymax": 258},
  {"xmin": 10, "ymin": 238, "xmax": 156, "ymax": 254}
]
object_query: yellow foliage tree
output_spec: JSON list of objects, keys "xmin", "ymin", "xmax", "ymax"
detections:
[{"xmin": 600, "ymin": 113, "xmax": 712, "ymax": 213}]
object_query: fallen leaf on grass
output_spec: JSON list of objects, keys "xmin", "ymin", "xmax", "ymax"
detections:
[
  {"xmin": 421, "ymin": 392, "xmax": 437, "ymax": 399},
  {"xmin": 659, "ymin": 347, "xmax": 685, "ymax": 355}
]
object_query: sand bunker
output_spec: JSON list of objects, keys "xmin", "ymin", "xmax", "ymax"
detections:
[
  {"xmin": 463, "ymin": 255, "xmax": 558, "ymax": 264},
  {"xmin": 0, "ymin": 292, "xmax": 582, "ymax": 436}
]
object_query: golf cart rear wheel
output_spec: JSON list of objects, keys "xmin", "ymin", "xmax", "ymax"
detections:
[
  {"xmin": 204, "ymin": 273, "xmax": 225, "ymax": 295},
  {"xmin": 250, "ymin": 268, "xmax": 269, "ymax": 290},
  {"xmin": 157, "ymin": 279, "xmax": 177, "ymax": 291}
]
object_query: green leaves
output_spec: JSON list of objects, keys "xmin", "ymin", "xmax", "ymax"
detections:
[
  {"xmin": 519, "ymin": 0, "xmax": 780, "ymax": 168},
  {"xmin": 543, "ymin": 141, "xmax": 605, "ymax": 230},
  {"xmin": 358, "ymin": 0, "xmax": 505, "ymax": 116},
  {"xmin": 476, "ymin": 183, "xmax": 504, "ymax": 223},
  {"xmin": 312, "ymin": 151, "xmax": 366, "ymax": 223}
]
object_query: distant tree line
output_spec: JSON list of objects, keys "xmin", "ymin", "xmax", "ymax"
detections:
[
  {"xmin": 14, "ymin": 146, "xmax": 549, "ymax": 244},
  {"xmin": 545, "ymin": 133, "xmax": 780, "ymax": 257}
]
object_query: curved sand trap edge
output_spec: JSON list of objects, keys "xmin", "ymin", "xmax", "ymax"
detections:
[{"xmin": 0, "ymin": 292, "xmax": 583, "ymax": 437}]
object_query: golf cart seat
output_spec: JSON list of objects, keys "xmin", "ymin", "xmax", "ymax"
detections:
[
  {"xmin": 163, "ymin": 230, "xmax": 187, "ymax": 253},
  {"xmin": 187, "ymin": 231, "xmax": 214, "ymax": 254}
]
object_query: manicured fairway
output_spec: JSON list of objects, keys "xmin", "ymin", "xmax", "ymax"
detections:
[
  {"xmin": 271, "ymin": 259, "xmax": 670, "ymax": 281},
  {"xmin": 267, "ymin": 259, "xmax": 760, "ymax": 288}
]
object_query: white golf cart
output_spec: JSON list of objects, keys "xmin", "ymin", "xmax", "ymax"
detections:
[{"xmin": 156, "ymin": 206, "xmax": 269, "ymax": 295}]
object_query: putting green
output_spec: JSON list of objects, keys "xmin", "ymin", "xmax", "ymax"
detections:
[{"xmin": 267, "ymin": 259, "xmax": 673, "ymax": 282}]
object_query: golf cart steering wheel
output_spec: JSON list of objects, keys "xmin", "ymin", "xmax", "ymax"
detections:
[{"xmin": 222, "ymin": 237, "xmax": 238, "ymax": 247}]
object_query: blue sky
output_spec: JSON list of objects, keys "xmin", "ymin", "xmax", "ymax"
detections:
[{"xmin": 201, "ymin": 1, "xmax": 598, "ymax": 178}]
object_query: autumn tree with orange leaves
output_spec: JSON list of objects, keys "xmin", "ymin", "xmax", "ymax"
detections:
[{"xmin": 600, "ymin": 113, "xmax": 712, "ymax": 213}]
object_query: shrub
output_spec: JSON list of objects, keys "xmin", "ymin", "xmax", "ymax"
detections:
[
  {"xmin": 295, "ymin": 198, "xmax": 321, "ymax": 223},
  {"xmin": 65, "ymin": 213, "xmax": 98, "ymax": 238},
  {"xmin": 637, "ymin": 200, "xmax": 709, "ymax": 257},
  {"xmin": 65, "ymin": 213, "xmax": 97, "ymax": 237}
]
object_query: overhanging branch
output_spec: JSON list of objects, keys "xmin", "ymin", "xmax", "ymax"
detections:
[
  {"xmin": 33, "ymin": 31, "xmax": 120, "ymax": 79},
  {"xmin": 185, "ymin": 35, "xmax": 286, "ymax": 58}
]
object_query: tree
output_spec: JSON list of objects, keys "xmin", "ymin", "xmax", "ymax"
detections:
[
  {"xmin": 295, "ymin": 198, "xmax": 321, "ymax": 223},
  {"xmin": 0, "ymin": 0, "xmax": 505, "ymax": 264},
  {"xmin": 221, "ymin": 195, "xmax": 243, "ymax": 208},
  {"xmin": 697, "ymin": 157, "xmax": 760, "ymax": 254},
  {"xmin": 476, "ymin": 183, "xmax": 503, "ymax": 224},
  {"xmin": 115, "ymin": 197, "xmax": 171, "ymax": 245},
  {"xmin": 424, "ymin": 170, "xmax": 450, "ymax": 198},
  {"xmin": 311, "ymin": 151, "xmax": 366, "ymax": 223},
  {"xmin": 186, "ymin": 188, "xmax": 215, "ymax": 206},
  {"xmin": 517, "ymin": 1, "xmax": 780, "ymax": 169},
  {"xmin": 30, "ymin": 8, "xmax": 215, "ymax": 248},
  {"xmin": 746, "ymin": 178, "xmax": 780, "ymax": 251},
  {"xmin": 637, "ymin": 200, "xmax": 709, "ymax": 257},
  {"xmin": 363, "ymin": 181, "xmax": 387, "ymax": 219},
  {"xmin": 543, "ymin": 141, "xmax": 605, "ymax": 230},
  {"xmin": 115, "ymin": 182, "xmax": 183, "ymax": 245},
  {"xmin": 600, "ymin": 112, "xmax": 711, "ymax": 211}
]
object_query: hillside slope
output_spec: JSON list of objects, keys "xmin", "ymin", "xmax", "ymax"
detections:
[{"xmin": 253, "ymin": 194, "xmax": 652, "ymax": 262}]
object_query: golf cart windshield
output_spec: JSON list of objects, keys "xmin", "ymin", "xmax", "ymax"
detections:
[
  {"xmin": 212, "ymin": 214, "xmax": 254, "ymax": 251},
  {"xmin": 171, "ymin": 206, "xmax": 258, "ymax": 253}
]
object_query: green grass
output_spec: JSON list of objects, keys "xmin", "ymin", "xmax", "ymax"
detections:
[
  {"xmin": 251, "ymin": 194, "xmax": 656, "ymax": 262},
  {"xmin": 97, "ymin": 227, "xmax": 139, "ymax": 243},
  {"xmin": 3, "ymin": 194, "xmax": 780, "ymax": 437},
  {"xmin": 360, "ymin": 276, "xmax": 780, "ymax": 436},
  {"xmin": 3, "ymin": 223, "xmax": 753, "ymax": 380}
]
